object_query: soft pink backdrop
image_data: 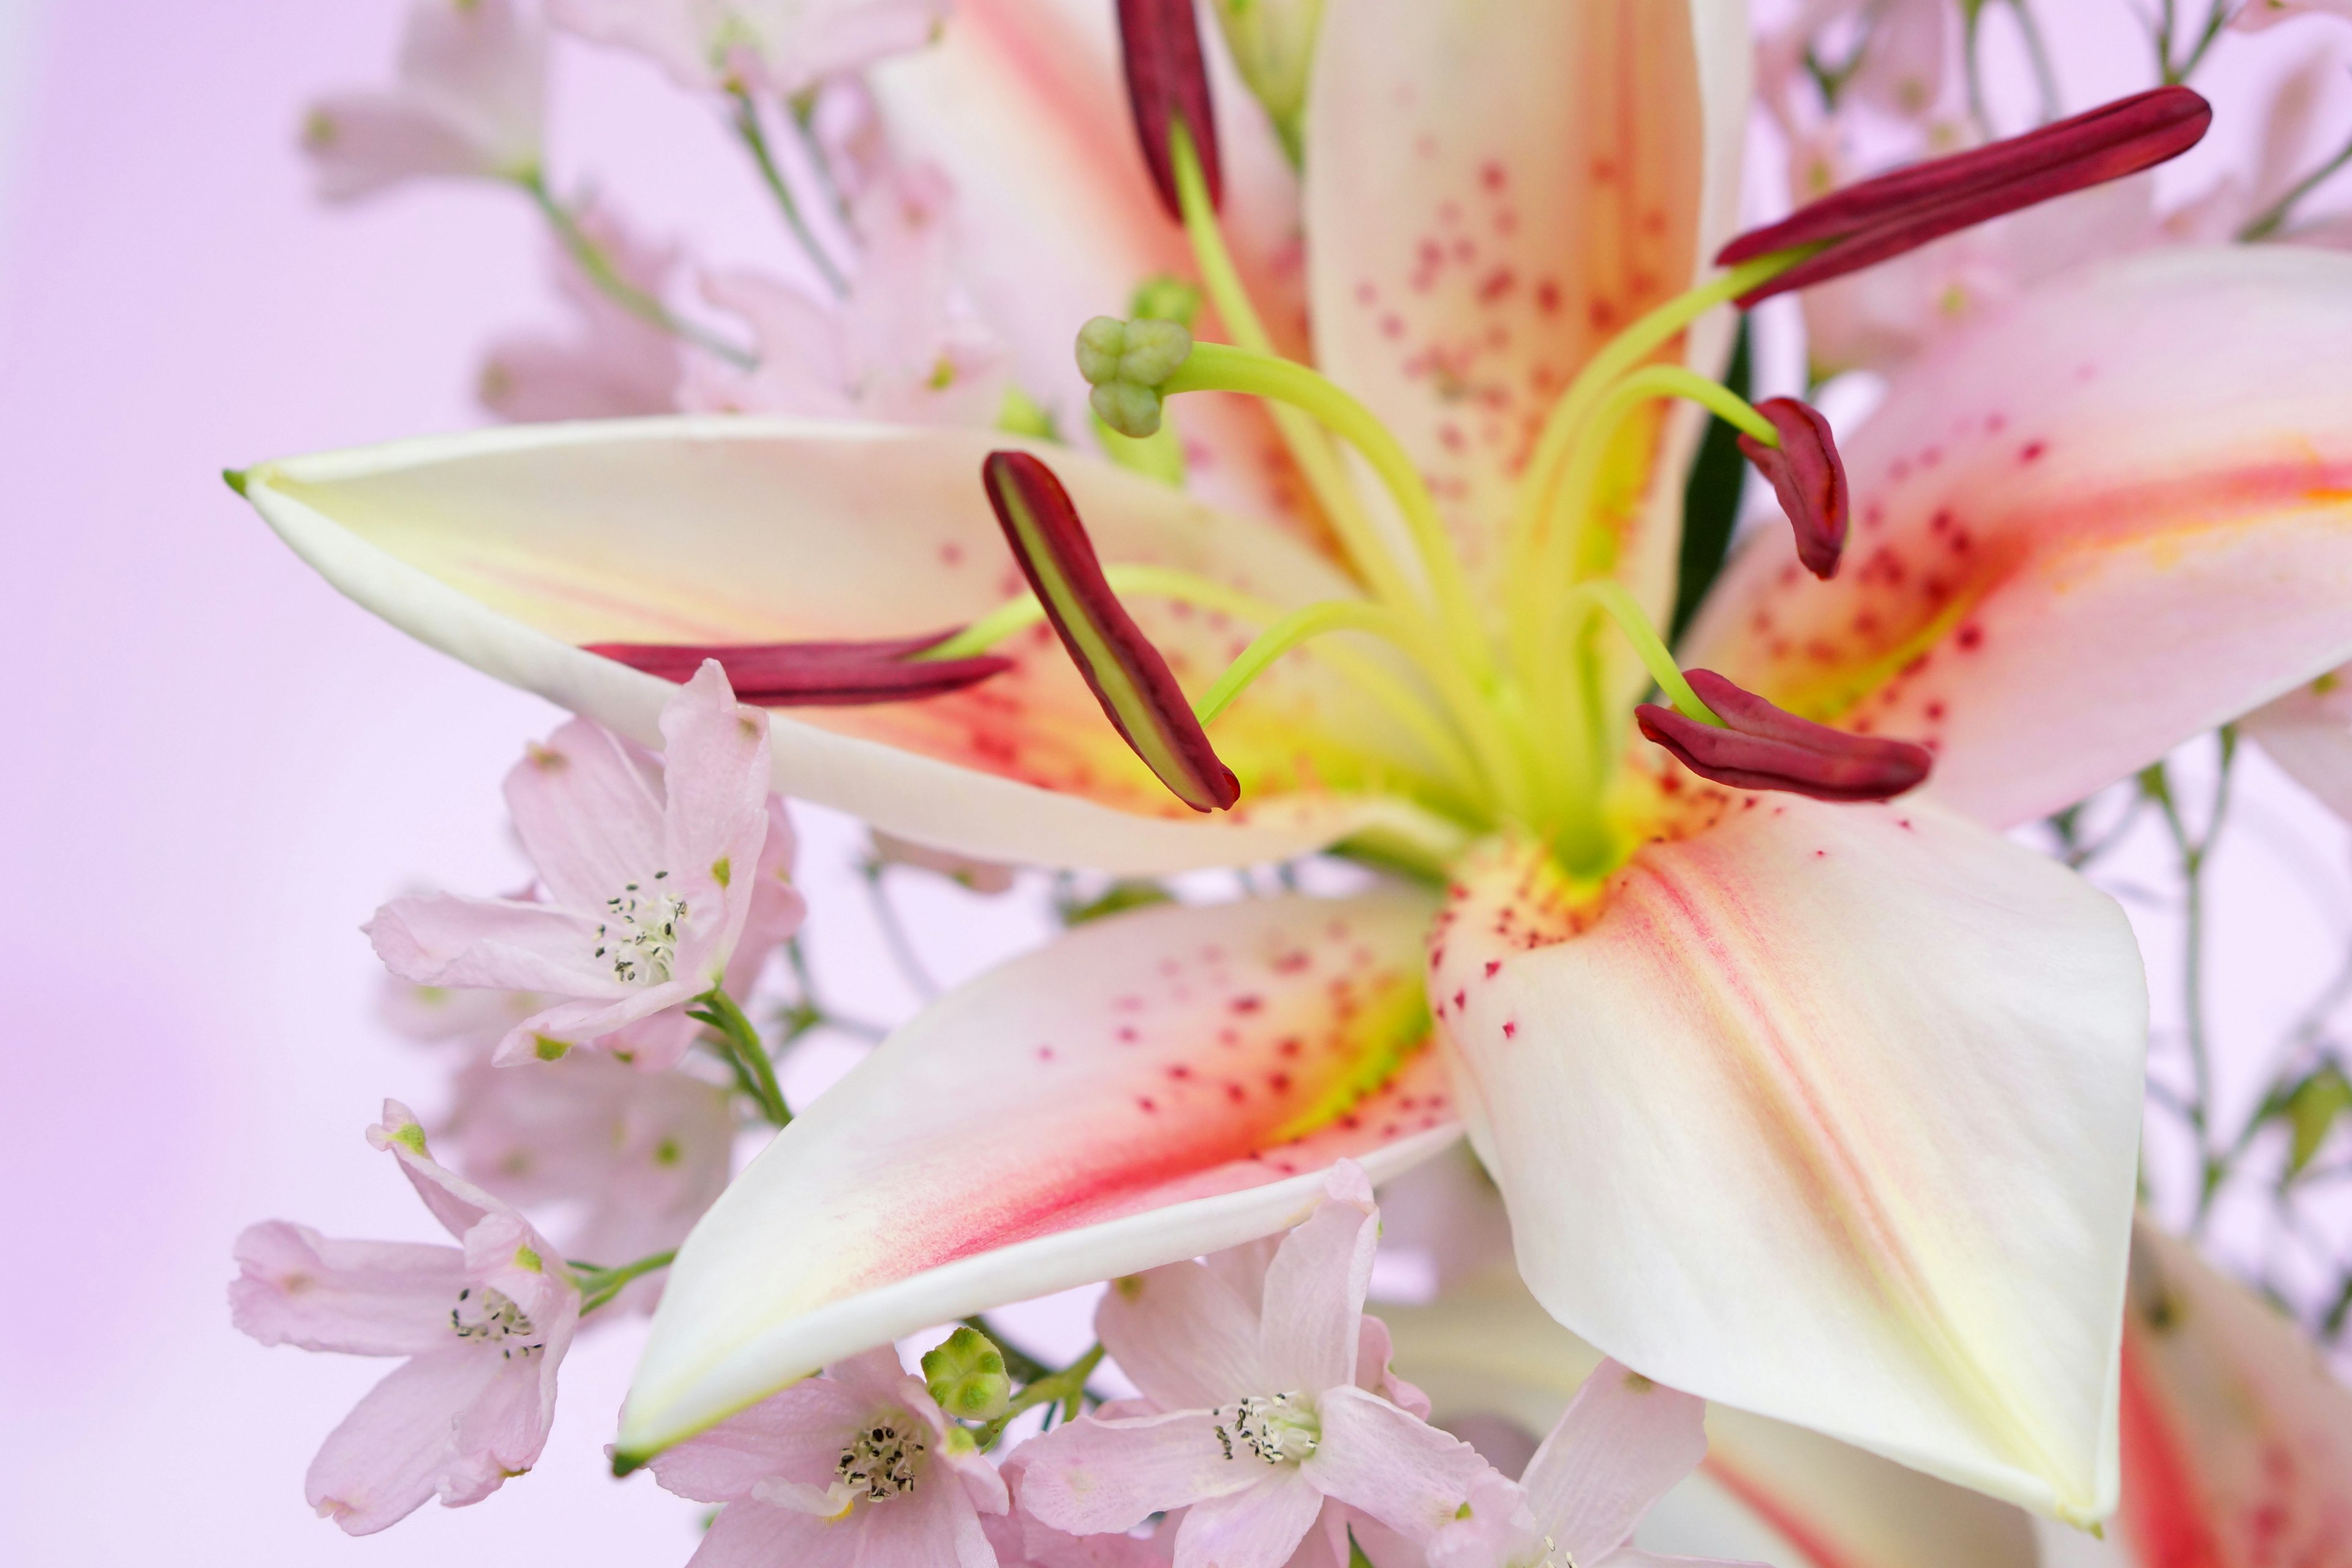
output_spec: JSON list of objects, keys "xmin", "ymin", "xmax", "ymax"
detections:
[{"xmin": 3, "ymin": 2, "xmax": 2348, "ymax": 1563}]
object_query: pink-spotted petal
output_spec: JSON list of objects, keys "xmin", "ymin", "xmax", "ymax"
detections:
[
  {"xmin": 618, "ymin": 890, "xmax": 1461, "ymax": 1458},
  {"xmin": 1305, "ymin": 0, "xmax": 1748, "ymax": 606},
  {"xmin": 241, "ymin": 420, "xmax": 1466, "ymax": 875},
  {"xmin": 2116, "ymin": 1219, "xmax": 2352, "ymax": 1567},
  {"xmin": 1681, "ymin": 246, "xmax": 2352, "ymax": 829},
  {"xmin": 1429, "ymin": 796, "xmax": 2144, "ymax": 1523}
]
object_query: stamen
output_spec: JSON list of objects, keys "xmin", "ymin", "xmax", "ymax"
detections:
[
  {"xmin": 835, "ymin": 1415, "xmax": 926, "ymax": 1503},
  {"xmin": 1738, "ymin": 398, "xmax": 1850, "ymax": 579},
  {"xmin": 1194, "ymin": 600, "xmax": 1423, "ymax": 725},
  {"xmin": 450, "ymin": 1286, "xmax": 548, "ymax": 1360},
  {"xmin": 981, "ymin": 451, "xmax": 1240, "ymax": 812},
  {"xmin": 1719, "ymin": 86, "xmax": 2211, "ymax": 304},
  {"xmin": 587, "ymin": 633, "xmax": 1012, "ymax": 705},
  {"xmin": 1637, "ymin": 669, "xmax": 1932, "ymax": 802},
  {"xmin": 1115, "ymin": 0, "xmax": 1222, "ymax": 220},
  {"xmin": 1212, "ymin": 1393, "xmax": 1319, "ymax": 1464}
]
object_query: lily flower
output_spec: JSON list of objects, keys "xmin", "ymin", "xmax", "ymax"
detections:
[{"xmin": 232, "ymin": 0, "xmax": 2352, "ymax": 1528}]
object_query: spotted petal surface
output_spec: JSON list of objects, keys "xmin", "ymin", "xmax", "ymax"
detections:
[
  {"xmin": 619, "ymin": 889, "xmax": 1460, "ymax": 1457},
  {"xmin": 1683, "ymin": 247, "xmax": 2352, "ymax": 828},
  {"xmin": 1428, "ymin": 792, "xmax": 2145, "ymax": 1521},
  {"xmin": 241, "ymin": 419, "xmax": 1468, "ymax": 873}
]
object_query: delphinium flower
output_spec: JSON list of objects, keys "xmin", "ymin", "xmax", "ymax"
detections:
[
  {"xmin": 480, "ymin": 197, "xmax": 690, "ymax": 422},
  {"xmin": 236, "ymin": 0, "xmax": 2352, "ymax": 1536},
  {"xmin": 229, "ymin": 1103, "xmax": 581, "ymax": 1534},
  {"xmin": 2242, "ymin": 665, "xmax": 2352, "ymax": 822},
  {"xmin": 2235, "ymin": 0, "xmax": 2352, "ymax": 30},
  {"xmin": 643, "ymin": 1345, "xmax": 1009, "ymax": 1566},
  {"xmin": 366, "ymin": 661, "xmax": 794, "ymax": 1071},
  {"xmin": 1017, "ymin": 1164, "xmax": 1510, "ymax": 1566},
  {"xmin": 551, "ymin": 0, "xmax": 951, "ymax": 96},
  {"xmin": 301, "ymin": 0, "xmax": 546, "ymax": 202}
]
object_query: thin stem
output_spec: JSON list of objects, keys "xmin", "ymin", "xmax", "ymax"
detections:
[
  {"xmin": 2148, "ymin": 739, "xmax": 2238, "ymax": 1229},
  {"xmin": 571, "ymin": 1250, "xmax": 677, "ymax": 1314},
  {"xmin": 690, "ymin": 986, "xmax": 791, "ymax": 1128},
  {"xmin": 729, "ymin": 88, "xmax": 849, "ymax": 296},
  {"xmin": 1169, "ymin": 124, "xmax": 1427, "ymax": 622},
  {"xmin": 521, "ymin": 174, "xmax": 756, "ymax": 367},
  {"xmin": 974, "ymin": 1343, "xmax": 1106, "ymax": 1450},
  {"xmin": 2006, "ymin": 0, "xmax": 2064, "ymax": 125},
  {"xmin": 776, "ymin": 935, "xmax": 888, "ymax": 1045},
  {"xmin": 1162, "ymin": 342, "xmax": 1493, "ymax": 682},
  {"xmin": 1550, "ymin": 580, "xmax": 1720, "ymax": 726},
  {"xmin": 2241, "ymin": 128, "xmax": 2352, "ymax": 241},
  {"xmin": 861, "ymin": 861, "xmax": 941, "ymax": 1001}
]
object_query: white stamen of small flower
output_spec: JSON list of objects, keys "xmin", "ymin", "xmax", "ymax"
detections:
[
  {"xmin": 835, "ymin": 1415, "xmax": 925, "ymax": 1502},
  {"xmin": 592, "ymin": 870, "xmax": 687, "ymax": 984},
  {"xmin": 450, "ymin": 1286, "xmax": 546, "ymax": 1360},
  {"xmin": 1212, "ymin": 1392, "xmax": 1319, "ymax": 1464}
]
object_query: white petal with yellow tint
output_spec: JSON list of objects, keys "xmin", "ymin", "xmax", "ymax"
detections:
[
  {"xmin": 1376, "ymin": 1272, "xmax": 2040, "ymax": 1567},
  {"xmin": 1428, "ymin": 794, "xmax": 2144, "ymax": 1520},
  {"xmin": 2112, "ymin": 1218, "xmax": 2352, "ymax": 1566},
  {"xmin": 618, "ymin": 889, "xmax": 1460, "ymax": 1458},
  {"xmin": 1683, "ymin": 247, "xmax": 2352, "ymax": 828},
  {"xmin": 241, "ymin": 417, "xmax": 1468, "ymax": 874},
  {"xmin": 1304, "ymin": 0, "xmax": 1748, "ymax": 608}
]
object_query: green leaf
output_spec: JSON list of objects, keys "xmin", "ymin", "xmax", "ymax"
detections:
[{"xmin": 1670, "ymin": 316, "xmax": 1753, "ymax": 644}]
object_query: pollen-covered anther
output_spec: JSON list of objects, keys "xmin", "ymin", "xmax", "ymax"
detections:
[
  {"xmin": 1076, "ymin": 315, "xmax": 1195, "ymax": 438},
  {"xmin": 584, "ymin": 633, "xmax": 1012, "ymax": 706},
  {"xmin": 835, "ymin": 1416, "xmax": 926, "ymax": 1502},
  {"xmin": 981, "ymin": 450, "xmax": 1240, "ymax": 813},
  {"xmin": 1115, "ymin": 0, "xmax": 1223, "ymax": 220},
  {"xmin": 1637, "ymin": 670, "xmax": 1931, "ymax": 803},
  {"xmin": 1719, "ymin": 85, "xmax": 2211, "ymax": 304},
  {"xmin": 1212, "ymin": 1393, "xmax": 1319, "ymax": 1464},
  {"xmin": 1738, "ymin": 398, "xmax": 1849, "ymax": 579}
]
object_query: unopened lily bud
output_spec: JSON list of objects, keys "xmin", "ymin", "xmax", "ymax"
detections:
[
  {"xmin": 922, "ymin": 1325, "xmax": 1011, "ymax": 1421},
  {"xmin": 1076, "ymin": 316, "xmax": 1195, "ymax": 438},
  {"xmin": 1208, "ymin": 0, "xmax": 1322, "ymax": 164},
  {"xmin": 1737, "ymin": 398, "xmax": 1849, "ymax": 579},
  {"xmin": 1117, "ymin": 0, "xmax": 1223, "ymax": 218},
  {"xmin": 1131, "ymin": 273, "xmax": 1202, "ymax": 328},
  {"xmin": 1719, "ymin": 86, "xmax": 2211, "ymax": 305},
  {"xmin": 1637, "ymin": 669, "xmax": 1931, "ymax": 802}
]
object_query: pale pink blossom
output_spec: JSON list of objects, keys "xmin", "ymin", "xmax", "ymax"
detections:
[
  {"xmin": 301, "ymin": 0, "xmax": 545, "ymax": 202},
  {"xmin": 684, "ymin": 167, "xmax": 1006, "ymax": 424},
  {"xmin": 441, "ymin": 1047, "xmax": 734, "ymax": 1302},
  {"xmin": 872, "ymin": 829, "xmax": 1016, "ymax": 894},
  {"xmin": 367, "ymin": 661, "xmax": 790, "ymax": 1069},
  {"xmin": 985, "ymin": 1452, "xmax": 1175, "ymax": 1568},
  {"xmin": 646, "ymin": 1345, "xmax": 1008, "ymax": 1566},
  {"xmin": 2234, "ymin": 0, "xmax": 2352, "ymax": 29},
  {"xmin": 550, "ymin": 0, "xmax": 948, "ymax": 95},
  {"xmin": 229, "ymin": 1102, "xmax": 579, "ymax": 1535},
  {"xmin": 2243, "ymin": 665, "xmax": 2352, "ymax": 821},
  {"xmin": 481, "ymin": 200, "xmax": 687, "ymax": 422},
  {"xmin": 1016, "ymin": 1164, "xmax": 1505, "ymax": 1568},
  {"xmin": 1426, "ymin": 1360, "xmax": 1763, "ymax": 1568}
]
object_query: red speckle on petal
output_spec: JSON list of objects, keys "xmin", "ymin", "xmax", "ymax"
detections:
[{"xmin": 1502, "ymin": 1020, "xmax": 1517, "ymax": 1039}]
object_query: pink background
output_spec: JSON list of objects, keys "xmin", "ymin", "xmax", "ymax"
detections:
[{"xmin": 2, "ymin": 2, "xmax": 2346, "ymax": 1562}]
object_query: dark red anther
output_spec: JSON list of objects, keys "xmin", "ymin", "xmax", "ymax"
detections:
[
  {"xmin": 982, "ymin": 450, "xmax": 1240, "ymax": 812},
  {"xmin": 1719, "ymin": 86, "xmax": 2211, "ymax": 305},
  {"xmin": 1738, "ymin": 398, "xmax": 1849, "ymax": 579},
  {"xmin": 586, "ymin": 633, "xmax": 1012, "ymax": 706},
  {"xmin": 1637, "ymin": 669, "xmax": 1931, "ymax": 803},
  {"xmin": 1117, "ymin": 0, "xmax": 1222, "ymax": 221}
]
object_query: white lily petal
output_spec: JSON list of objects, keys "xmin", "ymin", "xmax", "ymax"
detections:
[{"xmin": 619, "ymin": 889, "xmax": 1461, "ymax": 1457}]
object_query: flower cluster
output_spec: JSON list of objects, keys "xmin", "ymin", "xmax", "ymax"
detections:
[{"xmin": 228, "ymin": 0, "xmax": 2352, "ymax": 1562}]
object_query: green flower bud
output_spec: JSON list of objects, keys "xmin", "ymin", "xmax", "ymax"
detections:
[
  {"xmin": 922, "ymin": 1325, "xmax": 1011, "ymax": 1422},
  {"xmin": 1208, "ymin": 0, "xmax": 1324, "ymax": 165},
  {"xmin": 1131, "ymin": 273, "xmax": 1202, "ymax": 328}
]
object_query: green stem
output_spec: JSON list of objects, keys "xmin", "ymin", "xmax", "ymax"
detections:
[
  {"xmin": 1551, "ymin": 580, "xmax": 1719, "ymax": 726},
  {"xmin": 729, "ymin": 88, "xmax": 849, "ymax": 297},
  {"xmin": 571, "ymin": 1250, "xmax": 678, "ymax": 1314},
  {"xmin": 521, "ymin": 173, "xmax": 756, "ymax": 368},
  {"xmin": 690, "ymin": 986, "xmax": 791, "ymax": 1128},
  {"xmin": 974, "ymin": 1343, "xmax": 1106, "ymax": 1450},
  {"xmin": 2241, "ymin": 129, "xmax": 2352, "ymax": 242},
  {"xmin": 2006, "ymin": 0, "xmax": 2064, "ymax": 125},
  {"xmin": 1196, "ymin": 600, "xmax": 1426, "ymax": 724},
  {"xmin": 861, "ymin": 860, "xmax": 941, "ymax": 1000}
]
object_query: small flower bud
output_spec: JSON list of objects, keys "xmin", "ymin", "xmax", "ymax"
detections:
[
  {"xmin": 1075, "ymin": 317, "xmax": 1196, "ymax": 438},
  {"xmin": 922, "ymin": 1325, "xmax": 1012, "ymax": 1421},
  {"xmin": 1131, "ymin": 273, "xmax": 1202, "ymax": 328},
  {"xmin": 1207, "ymin": 0, "xmax": 1322, "ymax": 164}
]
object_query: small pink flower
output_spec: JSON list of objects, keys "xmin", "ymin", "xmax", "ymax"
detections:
[
  {"xmin": 441, "ymin": 1047, "xmax": 734, "ymax": 1303},
  {"xmin": 551, "ymin": 0, "xmax": 949, "ymax": 95},
  {"xmin": 647, "ymin": 1346, "xmax": 1009, "ymax": 1566},
  {"xmin": 301, "ymin": 0, "xmax": 545, "ymax": 202},
  {"xmin": 684, "ymin": 166, "xmax": 1007, "ymax": 426},
  {"xmin": 2243, "ymin": 664, "xmax": 2352, "ymax": 821},
  {"xmin": 229, "ymin": 1102, "xmax": 579, "ymax": 1536},
  {"xmin": 367, "ymin": 661, "xmax": 794, "ymax": 1069},
  {"xmin": 987, "ymin": 1451, "xmax": 1175, "ymax": 1567},
  {"xmin": 1426, "ymin": 1359, "xmax": 1766, "ymax": 1568},
  {"xmin": 2234, "ymin": 0, "xmax": 2352, "ymax": 29},
  {"xmin": 1016, "ymin": 1163, "xmax": 1504, "ymax": 1568},
  {"xmin": 873, "ymin": 829, "xmax": 1016, "ymax": 894},
  {"xmin": 481, "ymin": 199, "xmax": 687, "ymax": 423}
]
